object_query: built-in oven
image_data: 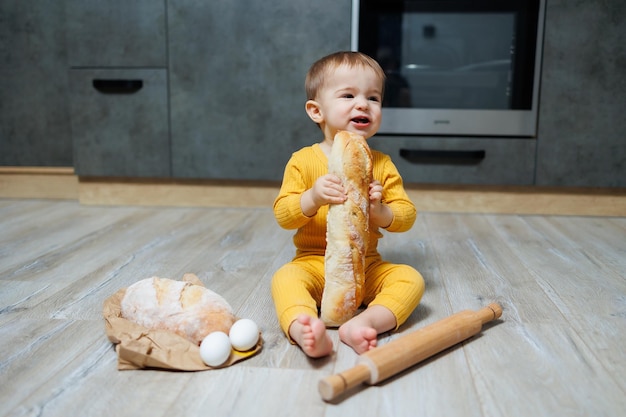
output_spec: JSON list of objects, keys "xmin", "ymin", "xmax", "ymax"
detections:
[{"xmin": 352, "ymin": 0, "xmax": 546, "ymax": 137}]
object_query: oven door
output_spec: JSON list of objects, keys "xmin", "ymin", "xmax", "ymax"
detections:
[{"xmin": 352, "ymin": 0, "xmax": 546, "ymax": 137}]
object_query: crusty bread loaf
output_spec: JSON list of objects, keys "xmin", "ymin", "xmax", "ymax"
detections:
[
  {"xmin": 321, "ymin": 131, "xmax": 373, "ymax": 326},
  {"xmin": 120, "ymin": 277, "xmax": 236, "ymax": 345}
]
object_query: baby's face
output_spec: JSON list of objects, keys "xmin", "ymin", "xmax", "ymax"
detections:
[{"xmin": 315, "ymin": 64, "xmax": 383, "ymax": 140}]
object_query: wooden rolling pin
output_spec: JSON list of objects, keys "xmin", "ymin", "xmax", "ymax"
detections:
[{"xmin": 319, "ymin": 303, "xmax": 502, "ymax": 401}]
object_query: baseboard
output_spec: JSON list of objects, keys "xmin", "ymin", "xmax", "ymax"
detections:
[
  {"xmin": 0, "ymin": 167, "xmax": 78, "ymax": 199},
  {"xmin": 405, "ymin": 184, "xmax": 626, "ymax": 216},
  {"xmin": 2, "ymin": 169, "xmax": 625, "ymax": 216},
  {"xmin": 77, "ymin": 177, "xmax": 626, "ymax": 216},
  {"xmin": 78, "ymin": 177, "xmax": 280, "ymax": 208}
]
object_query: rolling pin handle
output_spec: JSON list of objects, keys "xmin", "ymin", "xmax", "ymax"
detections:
[
  {"xmin": 483, "ymin": 303, "xmax": 503, "ymax": 323},
  {"xmin": 318, "ymin": 363, "xmax": 371, "ymax": 401}
]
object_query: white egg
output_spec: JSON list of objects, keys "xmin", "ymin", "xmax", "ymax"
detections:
[
  {"xmin": 199, "ymin": 331, "xmax": 232, "ymax": 367},
  {"xmin": 229, "ymin": 318, "xmax": 260, "ymax": 351}
]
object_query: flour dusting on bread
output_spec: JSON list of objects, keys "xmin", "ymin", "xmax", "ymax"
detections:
[
  {"xmin": 321, "ymin": 131, "xmax": 372, "ymax": 326},
  {"xmin": 120, "ymin": 277, "xmax": 236, "ymax": 345}
]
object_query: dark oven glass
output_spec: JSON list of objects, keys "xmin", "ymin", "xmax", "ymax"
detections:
[{"xmin": 354, "ymin": 0, "xmax": 545, "ymax": 137}]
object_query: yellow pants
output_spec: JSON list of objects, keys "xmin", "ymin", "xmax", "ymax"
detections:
[{"xmin": 271, "ymin": 254, "xmax": 425, "ymax": 339}]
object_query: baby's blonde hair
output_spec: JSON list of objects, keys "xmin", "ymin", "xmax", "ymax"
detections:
[{"xmin": 305, "ymin": 51, "xmax": 386, "ymax": 101}]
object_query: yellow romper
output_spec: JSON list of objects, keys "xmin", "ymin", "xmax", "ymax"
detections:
[{"xmin": 271, "ymin": 143, "xmax": 425, "ymax": 339}]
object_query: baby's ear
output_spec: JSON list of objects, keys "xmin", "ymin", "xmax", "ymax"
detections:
[{"xmin": 305, "ymin": 100, "xmax": 323, "ymax": 123}]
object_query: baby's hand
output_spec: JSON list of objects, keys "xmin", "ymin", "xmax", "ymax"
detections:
[
  {"xmin": 312, "ymin": 174, "xmax": 347, "ymax": 206},
  {"xmin": 301, "ymin": 174, "xmax": 346, "ymax": 216},
  {"xmin": 369, "ymin": 180, "xmax": 392, "ymax": 228},
  {"xmin": 369, "ymin": 180, "xmax": 384, "ymax": 206}
]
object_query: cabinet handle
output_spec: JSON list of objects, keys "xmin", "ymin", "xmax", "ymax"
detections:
[
  {"xmin": 399, "ymin": 149, "xmax": 486, "ymax": 165},
  {"xmin": 92, "ymin": 79, "xmax": 143, "ymax": 94}
]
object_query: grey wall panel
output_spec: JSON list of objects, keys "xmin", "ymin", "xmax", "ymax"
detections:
[
  {"xmin": 536, "ymin": 0, "xmax": 626, "ymax": 187},
  {"xmin": 168, "ymin": 0, "xmax": 352, "ymax": 180},
  {"xmin": 0, "ymin": 1, "xmax": 72, "ymax": 167}
]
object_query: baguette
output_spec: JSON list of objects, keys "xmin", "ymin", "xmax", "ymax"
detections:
[
  {"xmin": 321, "ymin": 131, "xmax": 373, "ymax": 326},
  {"xmin": 120, "ymin": 276, "xmax": 236, "ymax": 345}
]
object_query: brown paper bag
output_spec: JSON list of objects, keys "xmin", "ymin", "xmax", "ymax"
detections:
[{"xmin": 103, "ymin": 274, "xmax": 262, "ymax": 371}]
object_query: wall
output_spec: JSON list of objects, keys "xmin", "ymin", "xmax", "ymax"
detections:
[
  {"xmin": 1, "ymin": 0, "xmax": 624, "ymax": 187},
  {"xmin": 535, "ymin": 0, "xmax": 626, "ymax": 187},
  {"xmin": 0, "ymin": 1, "xmax": 72, "ymax": 167}
]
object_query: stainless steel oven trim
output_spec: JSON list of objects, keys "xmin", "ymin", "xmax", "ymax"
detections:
[
  {"xmin": 351, "ymin": 0, "xmax": 546, "ymax": 138},
  {"xmin": 351, "ymin": 0, "xmax": 360, "ymax": 51}
]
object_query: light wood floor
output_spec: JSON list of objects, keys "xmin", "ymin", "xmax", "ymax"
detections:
[{"xmin": 1, "ymin": 198, "xmax": 625, "ymax": 417}]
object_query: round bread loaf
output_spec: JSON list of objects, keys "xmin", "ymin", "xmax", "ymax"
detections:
[{"xmin": 120, "ymin": 277, "xmax": 236, "ymax": 345}]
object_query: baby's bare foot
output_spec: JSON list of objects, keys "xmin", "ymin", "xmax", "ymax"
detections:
[
  {"xmin": 289, "ymin": 314, "xmax": 333, "ymax": 358},
  {"xmin": 338, "ymin": 322, "xmax": 378, "ymax": 354}
]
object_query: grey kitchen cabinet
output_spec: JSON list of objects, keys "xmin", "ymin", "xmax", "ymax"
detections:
[
  {"xmin": 0, "ymin": 1, "xmax": 72, "ymax": 167},
  {"xmin": 5, "ymin": 0, "xmax": 623, "ymax": 187},
  {"xmin": 535, "ymin": 0, "xmax": 626, "ymax": 187},
  {"xmin": 69, "ymin": 69, "xmax": 170, "ymax": 177},
  {"xmin": 65, "ymin": 0, "xmax": 167, "ymax": 68},
  {"xmin": 167, "ymin": 0, "xmax": 352, "ymax": 180},
  {"xmin": 369, "ymin": 136, "xmax": 536, "ymax": 186},
  {"xmin": 66, "ymin": 0, "xmax": 170, "ymax": 177}
]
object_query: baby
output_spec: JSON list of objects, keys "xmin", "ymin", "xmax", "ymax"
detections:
[{"xmin": 271, "ymin": 51, "xmax": 424, "ymax": 357}]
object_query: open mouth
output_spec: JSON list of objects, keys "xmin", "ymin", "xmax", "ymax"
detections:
[{"xmin": 351, "ymin": 117, "xmax": 370, "ymax": 125}]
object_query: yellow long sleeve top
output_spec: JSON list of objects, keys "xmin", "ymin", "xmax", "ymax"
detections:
[{"xmin": 273, "ymin": 143, "xmax": 416, "ymax": 258}]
